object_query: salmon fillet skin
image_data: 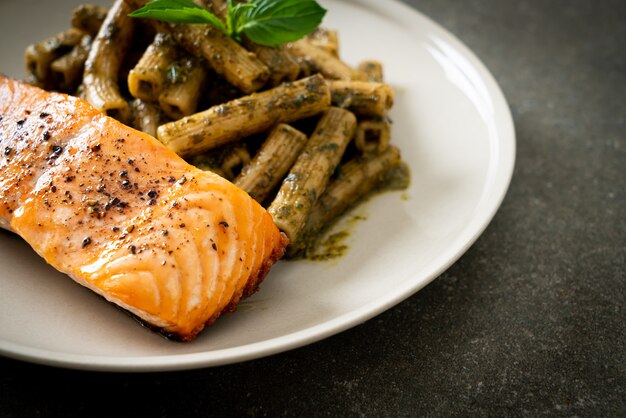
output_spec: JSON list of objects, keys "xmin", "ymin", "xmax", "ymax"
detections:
[{"xmin": 0, "ymin": 74, "xmax": 288, "ymax": 341}]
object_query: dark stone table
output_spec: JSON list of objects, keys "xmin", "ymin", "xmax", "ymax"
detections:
[{"xmin": 1, "ymin": 0, "xmax": 624, "ymax": 416}]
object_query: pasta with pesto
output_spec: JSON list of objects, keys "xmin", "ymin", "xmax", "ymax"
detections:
[{"xmin": 24, "ymin": 0, "xmax": 409, "ymax": 258}]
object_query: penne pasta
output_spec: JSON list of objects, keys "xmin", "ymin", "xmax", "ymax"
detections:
[
  {"xmin": 25, "ymin": 0, "xmax": 411, "ymax": 262},
  {"xmin": 126, "ymin": 0, "xmax": 269, "ymax": 93},
  {"xmin": 158, "ymin": 56, "xmax": 210, "ymax": 119},
  {"xmin": 235, "ymin": 124, "xmax": 308, "ymax": 203},
  {"xmin": 173, "ymin": 24, "xmax": 269, "ymax": 93},
  {"xmin": 71, "ymin": 4, "xmax": 108, "ymax": 37},
  {"xmin": 49, "ymin": 34, "xmax": 92, "ymax": 93},
  {"xmin": 354, "ymin": 118, "xmax": 391, "ymax": 155},
  {"xmin": 268, "ymin": 107, "xmax": 357, "ymax": 243},
  {"xmin": 287, "ymin": 38, "xmax": 366, "ymax": 81},
  {"xmin": 157, "ymin": 74, "xmax": 331, "ymax": 157},
  {"xmin": 83, "ymin": 0, "xmax": 136, "ymax": 122},
  {"xmin": 130, "ymin": 98, "xmax": 163, "ymax": 137},
  {"xmin": 25, "ymin": 28, "xmax": 85, "ymax": 88},
  {"xmin": 291, "ymin": 146, "xmax": 401, "ymax": 255},
  {"xmin": 188, "ymin": 0, "xmax": 305, "ymax": 86},
  {"xmin": 128, "ymin": 33, "xmax": 178, "ymax": 102},
  {"xmin": 358, "ymin": 60, "xmax": 384, "ymax": 82},
  {"xmin": 307, "ymin": 28, "xmax": 340, "ymax": 57},
  {"xmin": 199, "ymin": 0, "xmax": 299, "ymax": 85},
  {"xmin": 220, "ymin": 144, "xmax": 251, "ymax": 181},
  {"xmin": 244, "ymin": 42, "xmax": 301, "ymax": 86},
  {"xmin": 328, "ymin": 80, "xmax": 394, "ymax": 117}
]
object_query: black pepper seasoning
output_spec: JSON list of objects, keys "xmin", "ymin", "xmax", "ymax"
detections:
[{"xmin": 82, "ymin": 237, "xmax": 92, "ymax": 248}]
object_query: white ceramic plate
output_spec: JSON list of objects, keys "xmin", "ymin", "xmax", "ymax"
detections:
[{"xmin": 0, "ymin": 0, "xmax": 515, "ymax": 371}]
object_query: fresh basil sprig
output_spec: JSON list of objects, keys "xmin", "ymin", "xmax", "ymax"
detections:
[{"xmin": 129, "ymin": 0, "xmax": 327, "ymax": 47}]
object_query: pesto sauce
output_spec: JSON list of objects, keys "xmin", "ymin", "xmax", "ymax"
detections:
[
  {"xmin": 307, "ymin": 231, "xmax": 349, "ymax": 261},
  {"xmin": 165, "ymin": 59, "xmax": 194, "ymax": 86},
  {"xmin": 295, "ymin": 161, "xmax": 411, "ymax": 262},
  {"xmin": 304, "ymin": 214, "xmax": 367, "ymax": 261},
  {"xmin": 377, "ymin": 161, "xmax": 411, "ymax": 192}
]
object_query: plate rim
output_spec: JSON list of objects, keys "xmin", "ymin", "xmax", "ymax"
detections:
[{"xmin": 0, "ymin": 0, "xmax": 516, "ymax": 371}]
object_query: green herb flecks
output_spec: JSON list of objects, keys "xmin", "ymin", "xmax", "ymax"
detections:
[{"xmin": 129, "ymin": 0, "xmax": 327, "ymax": 47}]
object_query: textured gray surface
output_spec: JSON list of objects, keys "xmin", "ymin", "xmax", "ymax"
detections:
[{"xmin": 1, "ymin": 0, "xmax": 625, "ymax": 416}]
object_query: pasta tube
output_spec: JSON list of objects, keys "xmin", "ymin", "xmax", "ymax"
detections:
[
  {"xmin": 158, "ymin": 57, "xmax": 210, "ymax": 119},
  {"xmin": 358, "ymin": 60, "xmax": 384, "ymax": 82},
  {"xmin": 287, "ymin": 38, "xmax": 366, "ymax": 81},
  {"xmin": 307, "ymin": 28, "xmax": 339, "ymax": 57},
  {"xmin": 234, "ymin": 124, "xmax": 308, "ymax": 203},
  {"xmin": 49, "ymin": 34, "xmax": 93, "ymax": 93},
  {"xmin": 126, "ymin": 0, "xmax": 269, "ymax": 93},
  {"xmin": 268, "ymin": 107, "xmax": 357, "ymax": 242},
  {"xmin": 200, "ymin": 0, "xmax": 299, "ymax": 86},
  {"xmin": 354, "ymin": 119, "xmax": 391, "ymax": 155},
  {"xmin": 170, "ymin": 24, "xmax": 268, "ymax": 93},
  {"xmin": 130, "ymin": 98, "xmax": 163, "ymax": 137},
  {"xmin": 71, "ymin": 4, "xmax": 108, "ymax": 37},
  {"xmin": 290, "ymin": 146, "xmax": 401, "ymax": 255},
  {"xmin": 328, "ymin": 80, "xmax": 394, "ymax": 117},
  {"xmin": 244, "ymin": 42, "xmax": 301, "ymax": 86},
  {"xmin": 157, "ymin": 74, "xmax": 331, "ymax": 157},
  {"xmin": 128, "ymin": 33, "xmax": 178, "ymax": 102},
  {"xmin": 83, "ymin": 0, "xmax": 136, "ymax": 122},
  {"xmin": 25, "ymin": 28, "xmax": 85, "ymax": 87},
  {"xmin": 220, "ymin": 145, "xmax": 251, "ymax": 181}
]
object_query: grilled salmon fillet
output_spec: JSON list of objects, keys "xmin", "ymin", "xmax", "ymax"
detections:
[{"xmin": 0, "ymin": 74, "xmax": 288, "ymax": 341}]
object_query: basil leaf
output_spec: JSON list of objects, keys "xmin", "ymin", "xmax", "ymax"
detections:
[
  {"xmin": 129, "ymin": 0, "xmax": 327, "ymax": 48},
  {"xmin": 239, "ymin": 0, "xmax": 327, "ymax": 47},
  {"xmin": 129, "ymin": 0, "xmax": 226, "ymax": 32},
  {"xmin": 225, "ymin": 0, "xmax": 256, "ymax": 40}
]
